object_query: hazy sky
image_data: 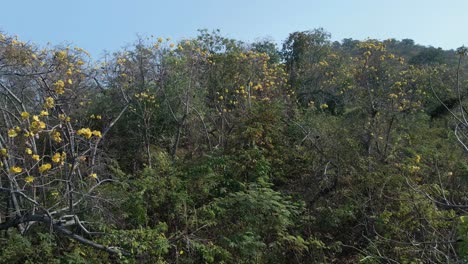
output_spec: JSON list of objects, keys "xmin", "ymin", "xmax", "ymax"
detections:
[{"xmin": 2, "ymin": 0, "xmax": 467, "ymax": 57}]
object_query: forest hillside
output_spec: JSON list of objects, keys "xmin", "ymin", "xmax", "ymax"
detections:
[{"xmin": 0, "ymin": 29, "xmax": 467, "ymax": 263}]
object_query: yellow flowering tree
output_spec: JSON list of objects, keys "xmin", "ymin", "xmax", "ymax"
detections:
[{"xmin": 0, "ymin": 33, "xmax": 128, "ymax": 255}]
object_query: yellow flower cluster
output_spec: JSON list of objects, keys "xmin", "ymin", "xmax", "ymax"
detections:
[
  {"xmin": 92, "ymin": 130, "xmax": 102, "ymax": 137},
  {"xmin": 8, "ymin": 128, "xmax": 18, "ymax": 138},
  {"xmin": 58, "ymin": 114, "xmax": 71, "ymax": 122},
  {"xmin": 55, "ymin": 51, "xmax": 67, "ymax": 61},
  {"xmin": 52, "ymin": 152, "xmax": 66, "ymax": 165},
  {"xmin": 117, "ymin": 58, "xmax": 127, "ymax": 65},
  {"xmin": 10, "ymin": 166, "xmax": 22, "ymax": 174},
  {"xmin": 408, "ymin": 165, "xmax": 420, "ymax": 173},
  {"xmin": 134, "ymin": 92, "xmax": 156, "ymax": 103},
  {"xmin": 235, "ymin": 86, "xmax": 248, "ymax": 96},
  {"xmin": 29, "ymin": 115, "xmax": 46, "ymax": 133},
  {"xmin": 77, "ymin": 128, "xmax": 102, "ymax": 139},
  {"xmin": 21, "ymin": 111, "xmax": 30, "ymax": 119},
  {"xmin": 25, "ymin": 176, "xmax": 35, "ymax": 183},
  {"xmin": 415, "ymin": 154, "xmax": 421, "ymax": 163},
  {"xmin": 54, "ymin": 80, "xmax": 65, "ymax": 94},
  {"xmin": 39, "ymin": 163, "xmax": 52, "ymax": 173},
  {"xmin": 319, "ymin": 61, "xmax": 329, "ymax": 67},
  {"xmin": 44, "ymin": 97, "xmax": 55, "ymax": 109},
  {"xmin": 51, "ymin": 130, "xmax": 62, "ymax": 143}
]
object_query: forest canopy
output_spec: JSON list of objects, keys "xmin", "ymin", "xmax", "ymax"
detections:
[{"xmin": 0, "ymin": 28, "xmax": 467, "ymax": 263}]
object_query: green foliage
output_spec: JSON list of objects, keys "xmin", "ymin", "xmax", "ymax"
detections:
[{"xmin": 459, "ymin": 216, "xmax": 468, "ymax": 260}]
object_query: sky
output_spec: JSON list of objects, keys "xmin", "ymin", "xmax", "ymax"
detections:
[{"xmin": 2, "ymin": 0, "xmax": 468, "ymax": 58}]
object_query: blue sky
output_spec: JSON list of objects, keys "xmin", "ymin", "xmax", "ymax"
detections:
[{"xmin": 2, "ymin": 0, "xmax": 467, "ymax": 57}]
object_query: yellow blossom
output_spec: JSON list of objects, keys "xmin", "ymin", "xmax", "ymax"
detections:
[
  {"xmin": 51, "ymin": 130, "xmax": 62, "ymax": 143},
  {"xmin": 25, "ymin": 148, "xmax": 33, "ymax": 155},
  {"xmin": 39, "ymin": 163, "xmax": 52, "ymax": 173},
  {"xmin": 408, "ymin": 165, "xmax": 420, "ymax": 173},
  {"xmin": 55, "ymin": 51, "xmax": 67, "ymax": 61},
  {"xmin": 415, "ymin": 154, "xmax": 421, "ymax": 163},
  {"xmin": 319, "ymin": 61, "xmax": 328, "ymax": 66},
  {"xmin": 90, "ymin": 173, "xmax": 98, "ymax": 179},
  {"xmin": 40, "ymin": 110, "xmax": 49, "ymax": 116},
  {"xmin": 32, "ymin": 154, "xmax": 40, "ymax": 161},
  {"xmin": 52, "ymin": 153, "xmax": 61, "ymax": 163},
  {"xmin": 77, "ymin": 128, "xmax": 93, "ymax": 139},
  {"xmin": 21, "ymin": 112, "xmax": 30, "ymax": 119},
  {"xmin": 10, "ymin": 166, "xmax": 22, "ymax": 174},
  {"xmin": 66, "ymin": 68, "xmax": 73, "ymax": 75},
  {"xmin": 54, "ymin": 80, "xmax": 65, "ymax": 94},
  {"xmin": 67, "ymin": 79, "xmax": 73, "ymax": 85},
  {"xmin": 8, "ymin": 129, "xmax": 18, "ymax": 138},
  {"xmin": 30, "ymin": 119, "xmax": 46, "ymax": 133},
  {"xmin": 320, "ymin": 103, "xmax": 329, "ymax": 110},
  {"xmin": 44, "ymin": 97, "xmax": 55, "ymax": 108},
  {"xmin": 92, "ymin": 130, "xmax": 102, "ymax": 138},
  {"xmin": 1, "ymin": 148, "xmax": 8, "ymax": 156},
  {"xmin": 25, "ymin": 176, "xmax": 34, "ymax": 183}
]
